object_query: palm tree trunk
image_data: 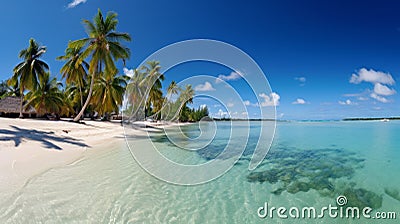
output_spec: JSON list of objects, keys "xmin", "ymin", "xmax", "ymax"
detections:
[
  {"xmin": 171, "ymin": 102, "xmax": 186, "ymax": 122},
  {"xmin": 19, "ymin": 93, "xmax": 24, "ymax": 118},
  {"xmin": 79, "ymin": 85, "xmax": 84, "ymax": 120},
  {"xmin": 73, "ymin": 72, "xmax": 95, "ymax": 122}
]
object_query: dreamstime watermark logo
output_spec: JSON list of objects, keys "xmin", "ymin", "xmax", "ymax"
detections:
[
  {"xmin": 122, "ymin": 39, "xmax": 276, "ymax": 185},
  {"xmin": 257, "ymin": 196, "xmax": 397, "ymax": 220}
]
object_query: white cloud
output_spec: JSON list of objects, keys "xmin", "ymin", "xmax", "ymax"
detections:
[
  {"xmin": 357, "ymin": 97, "xmax": 369, "ymax": 101},
  {"xmin": 241, "ymin": 112, "xmax": 248, "ymax": 116},
  {"xmin": 216, "ymin": 109, "xmax": 229, "ymax": 118},
  {"xmin": 227, "ymin": 103, "xmax": 234, "ymax": 107},
  {"xmin": 194, "ymin": 82, "xmax": 215, "ymax": 91},
  {"xmin": 339, "ymin": 99, "xmax": 357, "ymax": 105},
  {"xmin": 259, "ymin": 92, "xmax": 280, "ymax": 107},
  {"xmin": 200, "ymin": 104, "xmax": 207, "ymax": 109},
  {"xmin": 216, "ymin": 72, "xmax": 242, "ymax": 83},
  {"xmin": 343, "ymin": 93, "xmax": 363, "ymax": 97},
  {"xmin": 350, "ymin": 68, "xmax": 395, "ymax": 85},
  {"xmin": 123, "ymin": 67, "xmax": 134, "ymax": 78},
  {"xmin": 349, "ymin": 68, "xmax": 397, "ymax": 103},
  {"xmin": 243, "ymin": 100, "xmax": 258, "ymax": 107},
  {"xmin": 295, "ymin": 77, "xmax": 306, "ymax": 86},
  {"xmin": 67, "ymin": 0, "xmax": 87, "ymax": 8},
  {"xmin": 292, "ymin": 98, "xmax": 307, "ymax": 105},
  {"xmin": 373, "ymin": 83, "xmax": 396, "ymax": 96},
  {"xmin": 370, "ymin": 93, "xmax": 389, "ymax": 103}
]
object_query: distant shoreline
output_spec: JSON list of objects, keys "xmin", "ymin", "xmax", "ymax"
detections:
[
  {"xmin": 211, "ymin": 117, "xmax": 400, "ymax": 122},
  {"xmin": 342, "ymin": 117, "xmax": 400, "ymax": 121}
]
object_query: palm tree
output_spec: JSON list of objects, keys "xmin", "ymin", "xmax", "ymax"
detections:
[
  {"xmin": 60, "ymin": 87, "xmax": 76, "ymax": 118},
  {"xmin": 125, "ymin": 68, "xmax": 147, "ymax": 120},
  {"xmin": 0, "ymin": 81, "xmax": 9, "ymax": 98},
  {"xmin": 24, "ymin": 72, "xmax": 64, "ymax": 117},
  {"xmin": 9, "ymin": 38, "xmax": 49, "ymax": 118},
  {"xmin": 167, "ymin": 81, "xmax": 180, "ymax": 99},
  {"xmin": 142, "ymin": 61, "xmax": 164, "ymax": 118},
  {"xmin": 57, "ymin": 46, "xmax": 89, "ymax": 114},
  {"xmin": 69, "ymin": 9, "xmax": 131, "ymax": 122},
  {"xmin": 169, "ymin": 84, "xmax": 195, "ymax": 121},
  {"xmin": 179, "ymin": 84, "xmax": 195, "ymax": 105},
  {"xmin": 64, "ymin": 83, "xmax": 87, "ymax": 115},
  {"xmin": 1, "ymin": 80, "xmax": 21, "ymax": 98},
  {"xmin": 91, "ymin": 72, "xmax": 129, "ymax": 120}
]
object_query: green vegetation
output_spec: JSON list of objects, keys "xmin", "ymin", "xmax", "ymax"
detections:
[
  {"xmin": 24, "ymin": 72, "xmax": 65, "ymax": 116},
  {"xmin": 343, "ymin": 117, "xmax": 400, "ymax": 121},
  {"xmin": 125, "ymin": 63, "xmax": 208, "ymax": 122},
  {"xmin": 67, "ymin": 9, "xmax": 131, "ymax": 122},
  {"xmin": 179, "ymin": 106, "xmax": 209, "ymax": 122},
  {"xmin": 1, "ymin": 9, "xmax": 207, "ymax": 123},
  {"xmin": 8, "ymin": 38, "xmax": 49, "ymax": 118}
]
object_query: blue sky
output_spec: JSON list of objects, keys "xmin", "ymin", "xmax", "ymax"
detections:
[{"xmin": 1, "ymin": 0, "xmax": 399, "ymax": 120}]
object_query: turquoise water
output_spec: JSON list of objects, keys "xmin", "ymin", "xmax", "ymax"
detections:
[{"xmin": 1, "ymin": 121, "xmax": 399, "ymax": 223}]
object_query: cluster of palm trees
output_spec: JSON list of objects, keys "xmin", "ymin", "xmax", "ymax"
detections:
[
  {"xmin": 1, "ymin": 9, "xmax": 207, "ymax": 122},
  {"xmin": 3, "ymin": 9, "xmax": 130, "ymax": 121},
  {"xmin": 125, "ymin": 61, "xmax": 203, "ymax": 122}
]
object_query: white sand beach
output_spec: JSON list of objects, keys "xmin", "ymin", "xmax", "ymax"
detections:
[
  {"xmin": 0, "ymin": 118, "xmax": 188, "ymax": 195},
  {"xmin": 0, "ymin": 118, "xmax": 126, "ymax": 193}
]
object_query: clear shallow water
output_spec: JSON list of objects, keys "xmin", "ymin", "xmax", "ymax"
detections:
[{"xmin": 1, "ymin": 121, "xmax": 399, "ymax": 223}]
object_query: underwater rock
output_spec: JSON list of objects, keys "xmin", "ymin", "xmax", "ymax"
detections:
[
  {"xmin": 384, "ymin": 188, "xmax": 400, "ymax": 202},
  {"xmin": 247, "ymin": 169, "xmax": 280, "ymax": 184},
  {"xmin": 287, "ymin": 181, "xmax": 310, "ymax": 194},
  {"xmin": 271, "ymin": 188, "xmax": 285, "ymax": 195},
  {"xmin": 246, "ymin": 146, "xmax": 367, "ymax": 201},
  {"xmin": 341, "ymin": 188, "xmax": 383, "ymax": 209}
]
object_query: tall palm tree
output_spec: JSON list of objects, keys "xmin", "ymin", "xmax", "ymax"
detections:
[
  {"xmin": 167, "ymin": 81, "xmax": 180, "ymax": 99},
  {"xmin": 91, "ymin": 72, "xmax": 129, "ymax": 120},
  {"xmin": 56, "ymin": 46, "xmax": 89, "ymax": 113},
  {"xmin": 24, "ymin": 72, "xmax": 64, "ymax": 116},
  {"xmin": 69, "ymin": 9, "xmax": 131, "ymax": 122},
  {"xmin": 9, "ymin": 38, "xmax": 49, "ymax": 118},
  {"xmin": 125, "ymin": 68, "xmax": 147, "ymax": 120},
  {"xmin": 142, "ymin": 61, "xmax": 164, "ymax": 118}
]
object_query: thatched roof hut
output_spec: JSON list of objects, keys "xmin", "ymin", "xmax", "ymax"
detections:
[{"xmin": 0, "ymin": 96, "xmax": 36, "ymax": 117}]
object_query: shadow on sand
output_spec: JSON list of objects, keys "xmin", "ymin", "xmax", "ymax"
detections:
[{"xmin": 0, "ymin": 125, "xmax": 89, "ymax": 150}]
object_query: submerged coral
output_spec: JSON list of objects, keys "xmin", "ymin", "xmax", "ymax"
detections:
[
  {"xmin": 340, "ymin": 188, "xmax": 383, "ymax": 209},
  {"xmin": 246, "ymin": 146, "xmax": 382, "ymax": 209}
]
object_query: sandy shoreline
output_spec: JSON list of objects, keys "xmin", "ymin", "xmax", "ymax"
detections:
[
  {"xmin": 0, "ymin": 118, "xmax": 127, "ymax": 194},
  {"xmin": 0, "ymin": 117, "xmax": 190, "ymax": 196}
]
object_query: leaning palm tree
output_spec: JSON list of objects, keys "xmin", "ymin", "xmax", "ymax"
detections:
[
  {"xmin": 179, "ymin": 84, "xmax": 194, "ymax": 107},
  {"xmin": 9, "ymin": 38, "xmax": 49, "ymax": 118},
  {"xmin": 24, "ymin": 72, "xmax": 64, "ymax": 117},
  {"xmin": 168, "ymin": 84, "xmax": 195, "ymax": 121},
  {"xmin": 57, "ymin": 46, "xmax": 89, "ymax": 114},
  {"xmin": 91, "ymin": 72, "xmax": 128, "ymax": 120},
  {"xmin": 69, "ymin": 9, "xmax": 131, "ymax": 122}
]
